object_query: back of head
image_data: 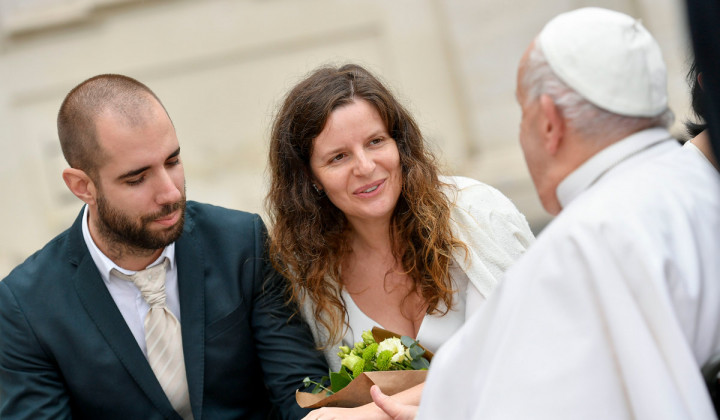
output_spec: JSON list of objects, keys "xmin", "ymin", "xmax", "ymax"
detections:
[
  {"xmin": 522, "ymin": 7, "xmax": 673, "ymax": 141},
  {"xmin": 57, "ymin": 74, "xmax": 166, "ymax": 178}
]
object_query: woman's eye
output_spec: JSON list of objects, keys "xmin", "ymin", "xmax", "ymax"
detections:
[
  {"xmin": 370, "ymin": 138, "xmax": 383, "ymax": 145},
  {"xmin": 332, "ymin": 153, "xmax": 346, "ymax": 162}
]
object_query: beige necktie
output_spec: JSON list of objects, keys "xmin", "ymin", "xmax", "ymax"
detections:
[{"xmin": 112, "ymin": 259, "xmax": 193, "ymax": 420}]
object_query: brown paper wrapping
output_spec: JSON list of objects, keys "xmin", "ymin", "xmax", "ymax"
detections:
[
  {"xmin": 296, "ymin": 327, "xmax": 433, "ymax": 409},
  {"xmin": 296, "ymin": 370, "xmax": 428, "ymax": 408}
]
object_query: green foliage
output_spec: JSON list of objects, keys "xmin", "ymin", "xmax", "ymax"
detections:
[
  {"xmin": 352, "ymin": 359, "xmax": 365, "ymax": 377},
  {"xmin": 375, "ymin": 350, "xmax": 393, "ymax": 371},
  {"xmin": 302, "ymin": 376, "xmax": 333, "ymax": 395},
  {"xmin": 330, "ymin": 369, "xmax": 353, "ymax": 393},
  {"xmin": 362, "ymin": 343, "xmax": 379, "ymax": 362}
]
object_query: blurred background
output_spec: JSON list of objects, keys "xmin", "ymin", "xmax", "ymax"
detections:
[{"xmin": 0, "ymin": 0, "xmax": 693, "ymax": 278}]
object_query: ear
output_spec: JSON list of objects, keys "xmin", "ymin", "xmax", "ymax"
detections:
[
  {"xmin": 62, "ymin": 168, "xmax": 97, "ymax": 205},
  {"xmin": 309, "ymin": 172, "xmax": 323, "ymax": 192},
  {"xmin": 539, "ymin": 94, "xmax": 565, "ymax": 156}
]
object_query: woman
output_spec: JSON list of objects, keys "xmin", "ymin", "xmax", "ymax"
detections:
[{"xmin": 266, "ymin": 64, "xmax": 533, "ymax": 417}]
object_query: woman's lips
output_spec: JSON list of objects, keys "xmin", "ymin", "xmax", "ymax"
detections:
[{"xmin": 354, "ymin": 179, "xmax": 385, "ymax": 196}]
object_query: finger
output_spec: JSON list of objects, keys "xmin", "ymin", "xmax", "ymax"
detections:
[{"xmin": 370, "ymin": 385, "xmax": 415, "ymax": 419}]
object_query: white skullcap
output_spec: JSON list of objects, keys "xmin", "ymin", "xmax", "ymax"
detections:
[{"xmin": 537, "ymin": 7, "xmax": 667, "ymax": 117}]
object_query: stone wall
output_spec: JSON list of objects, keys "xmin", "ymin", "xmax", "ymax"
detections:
[{"xmin": 0, "ymin": 0, "xmax": 691, "ymax": 277}]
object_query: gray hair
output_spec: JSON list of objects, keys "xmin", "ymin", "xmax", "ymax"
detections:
[{"xmin": 521, "ymin": 40, "xmax": 674, "ymax": 143}]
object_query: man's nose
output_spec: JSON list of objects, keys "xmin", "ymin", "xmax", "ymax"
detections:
[{"xmin": 155, "ymin": 170, "xmax": 182, "ymax": 205}]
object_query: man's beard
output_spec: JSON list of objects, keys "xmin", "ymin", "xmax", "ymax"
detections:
[{"xmin": 95, "ymin": 190, "xmax": 186, "ymax": 252}]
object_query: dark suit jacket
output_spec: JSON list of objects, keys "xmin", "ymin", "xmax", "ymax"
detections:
[{"xmin": 0, "ymin": 201, "xmax": 328, "ymax": 419}]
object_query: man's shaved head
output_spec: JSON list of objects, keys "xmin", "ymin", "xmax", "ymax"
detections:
[{"xmin": 57, "ymin": 74, "xmax": 170, "ymax": 178}]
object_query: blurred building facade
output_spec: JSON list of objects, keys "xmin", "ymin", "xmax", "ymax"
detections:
[{"xmin": 0, "ymin": 0, "xmax": 691, "ymax": 277}]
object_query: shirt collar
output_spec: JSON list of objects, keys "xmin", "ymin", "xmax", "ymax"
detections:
[
  {"xmin": 556, "ymin": 127, "xmax": 673, "ymax": 209},
  {"xmin": 81, "ymin": 205, "xmax": 176, "ymax": 282}
]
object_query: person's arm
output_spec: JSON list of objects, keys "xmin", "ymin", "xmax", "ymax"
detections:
[
  {"xmin": 301, "ymin": 383, "xmax": 423, "ymax": 420},
  {"xmin": 250, "ymin": 216, "xmax": 329, "ymax": 420},
  {"xmin": 449, "ymin": 180, "xmax": 535, "ymax": 312},
  {"xmin": 0, "ymin": 281, "xmax": 72, "ymax": 419}
]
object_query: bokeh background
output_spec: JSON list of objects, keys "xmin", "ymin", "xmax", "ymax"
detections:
[{"xmin": 0, "ymin": 0, "xmax": 693, "ymax": 278}]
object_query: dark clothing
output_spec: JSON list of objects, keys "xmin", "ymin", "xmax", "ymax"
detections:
[
  {"xmin": 0, "ymin": 201, "xmax": 327, "ymax": 419},
  {"xmin": 687, "ymin": 0, "xmax": 720, "ymax": 162}
]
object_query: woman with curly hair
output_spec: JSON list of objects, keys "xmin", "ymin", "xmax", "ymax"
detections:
[{"xmin": 266, "ymin": 63, "xmax": 534, "ymax": 417}]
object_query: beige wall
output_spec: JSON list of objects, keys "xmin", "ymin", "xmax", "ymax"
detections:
[{"xmin": 0, "ymin": 0, "xmax": 691, "ymax": 278}]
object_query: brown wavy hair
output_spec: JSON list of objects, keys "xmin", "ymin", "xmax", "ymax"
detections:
[{"xmin": 266, "ymin": 63, "xmax": 466, "ymax": 347}]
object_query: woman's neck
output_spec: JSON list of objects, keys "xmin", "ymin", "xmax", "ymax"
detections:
[
  {"xmin": 343, "ymin": 218, "xmax": 403, "ymax": 291},
  {"xmin": 347, "ymin": 218, "xmax": 393, "ymax": 255}
]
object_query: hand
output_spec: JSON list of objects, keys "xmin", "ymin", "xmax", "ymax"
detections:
[
  {"xmin": 371, "ymin": 385, "xmax": 418, "ymax": 420},
  {"xmin": 301, "ymin": 404, "xmax": 393, "ymax": 420}
]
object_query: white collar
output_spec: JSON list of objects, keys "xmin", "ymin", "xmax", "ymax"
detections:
[
  {"xmin": 81, "ymin": 205, "xmax": 176, "ymax": 282},
  {"xmin": 556, "ymin": 127, "xmax": 674, "ymax": 209}
]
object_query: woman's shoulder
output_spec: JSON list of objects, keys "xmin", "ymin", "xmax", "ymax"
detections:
[{"xmin": 439, "ymin": 175, "xmax": 521, "ymax": 214}]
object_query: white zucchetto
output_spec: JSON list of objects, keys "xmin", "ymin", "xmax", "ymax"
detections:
[{"xmin": 538, "ymin": 7, "xmax": 668, "ymax": 117}]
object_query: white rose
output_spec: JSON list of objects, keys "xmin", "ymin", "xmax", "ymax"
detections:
[{"xmin": 376, "ymin": 337, "xmax": 407, "ymax": 363}]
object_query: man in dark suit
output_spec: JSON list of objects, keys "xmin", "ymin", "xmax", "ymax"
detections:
[{"xmin": 0, "ymin": 74, "xmax": 328, "ymax": 419}]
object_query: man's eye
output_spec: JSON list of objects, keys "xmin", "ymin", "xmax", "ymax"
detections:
[
  {"xmin": 127, "ymin": 177, "xmax": 145, "ymax": 186},
  {"xmin": 167, "ymin": 159, "xmax": 181, "ymax": 166}
]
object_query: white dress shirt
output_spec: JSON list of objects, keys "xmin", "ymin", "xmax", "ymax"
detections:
[
  {"xmin": 81, "ymin": 205, "xmax": 181, "ymax": 358},
  {"xmin": 418, "ymin": 128, "xmax": 720, "ymax": 420}
]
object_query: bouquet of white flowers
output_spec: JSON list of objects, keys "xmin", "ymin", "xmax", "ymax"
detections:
[{"xmin": 296, "ymin": 327, "xmax": 432, "ymax": 408}]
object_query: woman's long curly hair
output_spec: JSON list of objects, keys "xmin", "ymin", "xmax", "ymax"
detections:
[{"xmin": 266, "ymin": 63, "xmax": 466, "ymax": 347}]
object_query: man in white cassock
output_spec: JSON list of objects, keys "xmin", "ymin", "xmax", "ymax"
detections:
[{"xmin": 370, "ymin": 7, "xmax": 720, "ymax": 420}]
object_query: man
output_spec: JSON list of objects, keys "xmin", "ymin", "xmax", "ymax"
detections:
[
  {"xmin": 0, "ymin": 74, "xmax": 328, "ymax": 419},
  {"xmin": 373, "ymin": 7, "xmax": 720, "ymax": 419}
]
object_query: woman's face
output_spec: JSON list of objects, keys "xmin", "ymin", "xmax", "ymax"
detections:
[{"xmin": 309, "ymin": 99, "xmax": 402, "ymax": 228}]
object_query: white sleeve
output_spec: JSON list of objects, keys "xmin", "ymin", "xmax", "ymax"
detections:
[{"xmin": 446, "ymin": 176, "xmax": 535, "ymax": 299}]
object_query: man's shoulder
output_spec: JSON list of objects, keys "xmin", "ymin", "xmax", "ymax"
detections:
[
  {"xmin": 441, "ymin": 175, "xmax": 526, "ymax": 218},
  {"xmin": 181, "ymin": 201, "xmax": 264, "ymax": 245},
  {"xmin": 185, "ymin": 201, "xmax": 259, "ymax": 225},
  {"xmin": 544, "ymin": 146, "xmax": 720, "ymax": 248},
  {"xmin": 578, "ymin": 146, "xmax": 719, "ymax": 219},
  {"xmin": 1, "ymin": 227, "xmax": 74, "ymax": 293}
]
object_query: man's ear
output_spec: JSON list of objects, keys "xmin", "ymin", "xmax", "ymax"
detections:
[
  {"xmin": 539, "ymin": 94, "xmax": 565, "ymax": 156},
  {"xmin": 62, "ymin": 168, "xmax": 97, "ymax": 205}
]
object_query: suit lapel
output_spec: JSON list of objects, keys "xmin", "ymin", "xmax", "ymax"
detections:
[
  {"xmin": 176, "ymin": 209, "xmax": 205, "ymax": 420},
  {"xmin": 68, "ymin": 209, "xmax": 179, "ymax": 419}
]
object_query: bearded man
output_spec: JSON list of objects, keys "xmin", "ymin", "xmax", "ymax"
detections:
[{"xmin": 0, "ymin": 74, "xmax": 327, "ymax": 420}]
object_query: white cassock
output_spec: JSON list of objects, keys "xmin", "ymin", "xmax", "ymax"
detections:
[{"xmin": 417, "ymin": 128, "xmax": 720, "ymax": 420}]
